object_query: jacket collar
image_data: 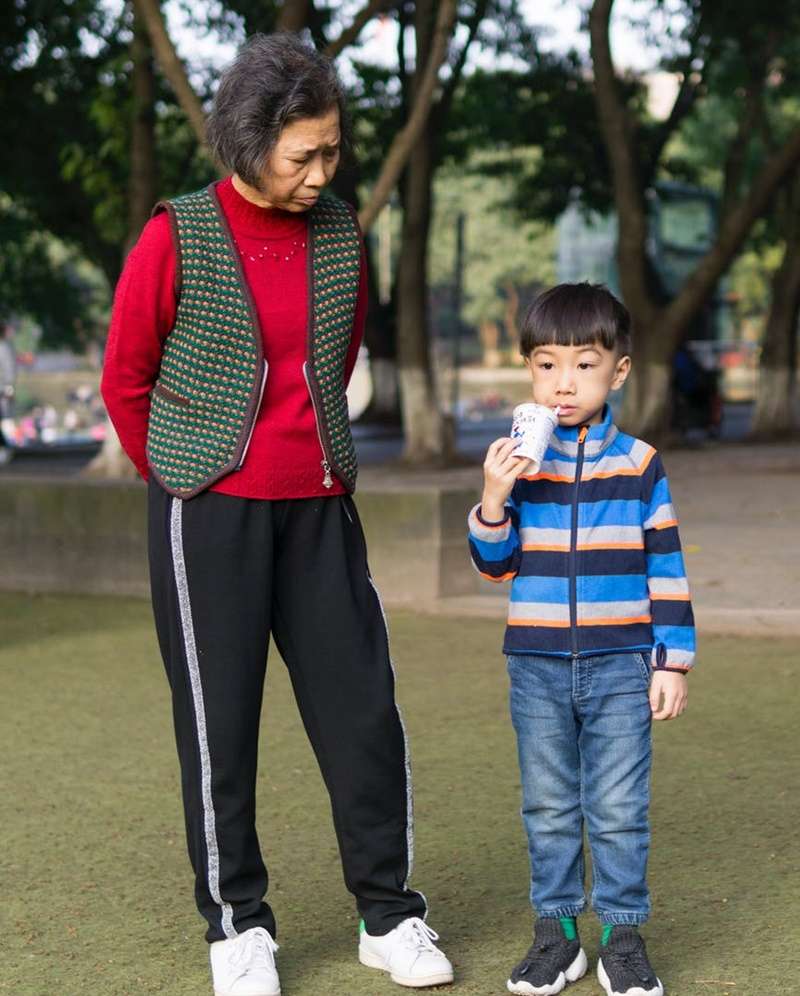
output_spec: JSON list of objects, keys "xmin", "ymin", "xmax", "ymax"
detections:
[{"xmin": 548, "ymin": 404, "xmax": 618, "ymax": 459}]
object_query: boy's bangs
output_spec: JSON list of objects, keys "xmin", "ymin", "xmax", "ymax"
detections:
[{"xmin": 521, "ymin": 283, "xmax": 631, "ymax": 356}]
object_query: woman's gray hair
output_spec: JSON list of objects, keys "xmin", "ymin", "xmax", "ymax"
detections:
[{"xmin": 207, "ymin": 33, "xmax": 352, "ymax": 188}]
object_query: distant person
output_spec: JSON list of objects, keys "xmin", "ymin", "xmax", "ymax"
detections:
[
  {"xmin": 468, "ymin": 283, "xmax": 696, "ymax": 996},
  {"xmin": 0, "ymin": 325, "xmax": 16, "ymax": 463},
  {"xmin": 101, "ymin": 32, "xmax": 452, "ymax": 996}
]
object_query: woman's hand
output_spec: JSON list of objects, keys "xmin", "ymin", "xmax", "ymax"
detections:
[{"xmin": 480, "ymin": 437, "xmax": 530, "ymax": 522}]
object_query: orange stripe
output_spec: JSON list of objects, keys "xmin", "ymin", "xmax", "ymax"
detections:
[
  {"xmin": 479, "ymin": 570, "xmax": 516, "ymax": 583},
  {"xmin": 577, "ymin": 541, "xmax": 644, "ymax": 551},
  {"xmin": 578, "ymin": 615, "xmax": 652, "ymax": 626},
  {"xmin": 522, "ymin": 543, "xmax": 570, "ymax": 552},
  {"xmin": 520, "ymin": 472, "xmax": 573, "ymax": 483},
  {"xmin": 653, "ymin": 518, "xmax": 678, "ymax": 530},
  {"xmin": 507, "ymin": 618, "xmax": 571, "ymax": 628},
  {"xmin": 584, "ymin": 447, "xmax": 656, "ymax": 481},
  {"xmin": 650, "ymin": 592, "xmax": 690, "ymax": 601}
]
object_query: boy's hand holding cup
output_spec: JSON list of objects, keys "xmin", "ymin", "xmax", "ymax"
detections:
[{"xmin": 481, "ymin": 404, "xmax": 559, "ymax": 522}]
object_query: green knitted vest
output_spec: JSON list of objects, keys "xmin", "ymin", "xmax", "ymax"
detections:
[{"xmin": 146, "ymin": 184, "xmax": 360, "ymax": 498}]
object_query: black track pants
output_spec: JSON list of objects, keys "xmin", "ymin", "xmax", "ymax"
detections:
[{"xmin": 148, "ymin": 480, "xmax": 427, "ymax": 942}]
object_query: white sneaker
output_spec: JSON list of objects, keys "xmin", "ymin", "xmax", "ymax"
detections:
[
  {"xmin": 210, "ymin": 927, "xmax": 281, "ymax": 996},
  {"xmin": 359, "ymin": 917, "xmax": 455, "ymax": 988}
]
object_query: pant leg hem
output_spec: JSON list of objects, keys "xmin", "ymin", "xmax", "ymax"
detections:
[
  {"xmin": 597, "ymin": 913, "xmax": 649, "ymax": 926},
  {"xmin": 537, "ymin": 904, "xmax": 586, "ymax": 918}
]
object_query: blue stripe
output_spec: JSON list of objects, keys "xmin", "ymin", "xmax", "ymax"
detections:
[
  {"xmin": 652, "ymin": 624, "xmax": 696, "ymax": 652},
  {"xmin": 646, "ymin": 476, "xmax": 671, "ymax": 512},
  {"xmin": 470, "ymin": 534, "xmax": 519, "ymax": 564},
  {"xmin": 578, "ymin": 498, "xmax": 646, "ymax": 528},
  {"xmin": 517, "ymin": 501, "xmax": 572, "ymax": 529},
  {"xmin": 510, "ymin": 575, "xmax": 570, "ymax": 603},
  {"xmin": 646, "ymin": 551, "xmax": 687, "ymax": 578}
]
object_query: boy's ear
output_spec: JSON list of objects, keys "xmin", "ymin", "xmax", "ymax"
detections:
[{"xmin": 611, "ymin": 353, "xmax": 631, "ymax": 389}]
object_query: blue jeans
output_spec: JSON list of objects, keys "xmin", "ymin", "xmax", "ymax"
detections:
[{"xmin": 508, "ymin": 652, "xmax": 653, "ymax": 925}]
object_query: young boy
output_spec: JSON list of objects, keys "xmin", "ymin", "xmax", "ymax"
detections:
[{"xmin": 468, "ymin": 283, "xmax": 695, "ymax": 996}]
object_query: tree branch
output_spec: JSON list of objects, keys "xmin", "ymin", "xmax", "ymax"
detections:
[
  {"xmin": 663, "ymin": 121, "xmax": 800, "ymax": 339},
  {"xmin": 435, "ymin": 0, "xmax": 490, "ymax": 128},
  {"xmin": 358, "ymin": 0, "xmax": 458, "ymax": 232},
  {"xmin": 132, "ymin": 0, "xmax": 211, "ymax": 158},
  {"xmin": 588, "ymin": 0, "xmax": 655, "ymax": 324},
  {"xmin": 719, "ymin": 79, "xmax": 765, "ymax": 221},
  {"xmin": 644, "ymin": 67, "xmax": 703, "ymax": 184},
  {"xmin": 324, "ymin": 0, "xmax": 394, "ymax": 60}
]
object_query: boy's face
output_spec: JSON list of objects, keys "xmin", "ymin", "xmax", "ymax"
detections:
[{"xmin": 525, "ymin": 341, "xmax": 631, "ymax": 427}]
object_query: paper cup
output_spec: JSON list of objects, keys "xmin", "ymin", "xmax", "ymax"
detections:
[{"xmin": 511, "ymin": 403, "xmax": 559, "ymax": 473}]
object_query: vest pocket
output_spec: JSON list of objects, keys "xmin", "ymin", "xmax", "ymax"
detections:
[{"xmin": 152, "ymin": 382, "xmax": 191, "ymax": 407}]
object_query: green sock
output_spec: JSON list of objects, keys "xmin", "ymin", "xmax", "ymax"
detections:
[
  {"xmin": 559, "ymin": 916, "xmax": 577, "ymax": 941},
  {"xmin": 601, "ymin": 925, "xmax": 614, "ymax": 946},
  {"xmin": 359, "ymin": 919, "xmax": 366, "ymax": 935}
]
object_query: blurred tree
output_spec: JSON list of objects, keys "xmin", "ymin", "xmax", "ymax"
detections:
[
  {"xmin": 589, "ymin": 0, "xmax": 800, "ymax": 438},
  {"xmin": 674, "ymin": 71, "xmax": 800, "ymax": 436}
]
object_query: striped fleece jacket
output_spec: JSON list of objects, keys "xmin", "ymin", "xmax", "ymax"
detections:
[{"xmin": 468, "ymin": 406, "xmax": 696, "ymax": 671}]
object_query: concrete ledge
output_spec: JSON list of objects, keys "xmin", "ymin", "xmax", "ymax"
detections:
[{"xmin": 0, "ymin": 478, "xmax": 481, "ymax": 603}]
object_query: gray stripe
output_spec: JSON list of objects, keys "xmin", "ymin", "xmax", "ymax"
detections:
[
  {"xmin": 368, "ymin": 575, "xmax": 427, "ymax": 916},
  {"xmin": 170, "ymin": 498, "xmax": 236, "ymax": 939}
]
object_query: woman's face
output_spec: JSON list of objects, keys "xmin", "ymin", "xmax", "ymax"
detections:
[{"xmin": 234, "ymin": 107, "xmax": 341, "ymax": 212}]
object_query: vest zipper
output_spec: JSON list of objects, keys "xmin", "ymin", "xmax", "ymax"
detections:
[
  {"xmin": 569, "ymin": 425, "xmax": 589, "ymax": 657},
  {"xmin": 236, "ymin": 359, "xmax": 268, "ymax": 470},
  {"xmin": 302, "ymin": 361, "xmax": 333, "ymax": 488}
]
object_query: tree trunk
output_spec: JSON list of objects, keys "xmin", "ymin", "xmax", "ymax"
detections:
[
  {"xmin": 751, "ymin": 227, "xmax": 800, "ymax": 436},
  {"xmin": 124, "ymin": 11, "xmax": 158, "ymax": 255},
  {"xmin": 395, "ymin": 0, "xmax": 452, "ymax": 464},
  {"xmin": 396, "ymin": 110, "xmax": 452, "ymax": 461},
  {"xmin": 276, "ymin": 0, "xmax": 311, "ymax": 32},
  {"xmin": 619, "ymin": 351, "xmax": 673, "ymax": 440},
  {"xmin": 88, "ymin": 8, "xmax": 158, "ymax": 481}
]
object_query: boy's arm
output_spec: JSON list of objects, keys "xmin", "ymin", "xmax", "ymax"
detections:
[
  {"xmin": 643, "ymin": 453, "xmax": 696, "ymax": 673},
  {"xmin": 468, "ymin": 498, "xmax": 522, "ymax": 582},
  {"xmin": 467, "ymin": 437, "xmax": 525, "ymax": 582}
]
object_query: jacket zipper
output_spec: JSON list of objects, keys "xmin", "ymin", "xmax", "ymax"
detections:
[
  {"xmin": 569, "ymin": 425, "xmax": 589, "ymax": 657},
  {"xmin": 302, "ymin": 361, "xmax": 333, "ymax": 488},
  {"xmin": 236, "ymin": 359, "xmax": 268, "ymax": 470}
]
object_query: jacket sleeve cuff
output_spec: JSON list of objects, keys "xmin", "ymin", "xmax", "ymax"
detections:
[
  {"xmin": 653, "ymin": 642, "xmax": 695, "ymax": 671},
  {"xmin": 468, "ymin": 503, "xmax": 512, "ymax": 543}
]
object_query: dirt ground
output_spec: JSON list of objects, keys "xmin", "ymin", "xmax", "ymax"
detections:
[{"xmin": 360, "ymin": 441, "xmax": 800, "ymax": 638}]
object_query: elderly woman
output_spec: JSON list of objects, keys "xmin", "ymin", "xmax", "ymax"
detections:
[{"xmin": 102, "ymin": 34, "xmax": 452, "ymax": 996}]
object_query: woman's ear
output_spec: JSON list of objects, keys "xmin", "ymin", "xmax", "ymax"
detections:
[{"xmin": 611, "ymin": 353, "xmax": 631, "ymax": 390}]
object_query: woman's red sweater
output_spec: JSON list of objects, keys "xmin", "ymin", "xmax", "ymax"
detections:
[{"xmin": 101, "ymin": 176, "xmax": 367, "ymax": 499}]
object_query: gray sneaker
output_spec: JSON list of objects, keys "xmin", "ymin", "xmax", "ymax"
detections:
[{"xmin": 507, "ymin": 918, "xmax": 588, "ymax": 995}]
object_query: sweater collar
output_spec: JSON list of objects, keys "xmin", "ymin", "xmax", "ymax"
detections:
[
  {"xmin": 214, "ymin": 176, "xmax": 308, "ymax": 239},
  {"xmin": 549, "ymin": 404, "xmax": 618, "ymax": 458}
]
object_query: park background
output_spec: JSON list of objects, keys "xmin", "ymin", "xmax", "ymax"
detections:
[{"xmin": 1, "ymin": 2, "xmax": 799, "ymax": 995}]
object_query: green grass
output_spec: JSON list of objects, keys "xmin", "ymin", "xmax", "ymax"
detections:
[{"xmin": 1, "ymin": 593, "xmax": 797, "ymax": 996}]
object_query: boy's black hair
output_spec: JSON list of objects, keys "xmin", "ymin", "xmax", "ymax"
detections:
[{"xmin": 519, "ymin": 282, "xmax": 632, "ymax": 358}]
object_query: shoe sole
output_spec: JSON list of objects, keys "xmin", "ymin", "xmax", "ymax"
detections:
[
  {"xmin": 507, "ymin": 948, "xmax": 588, "ymax": 995},
  {"xmin": 359, "ymin": 948, "xmax": 454, "ymax": 988},
  {"xmin": 214, "ymin": 990, "xmax": 280, "ymax": 996},
  {"xmin": 214, "ymin": 989, "xmax": 280, "ymax": 996},
  {"xmin": 597, "ymin": 958, "xmax": 663, "ymax": 996}
]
